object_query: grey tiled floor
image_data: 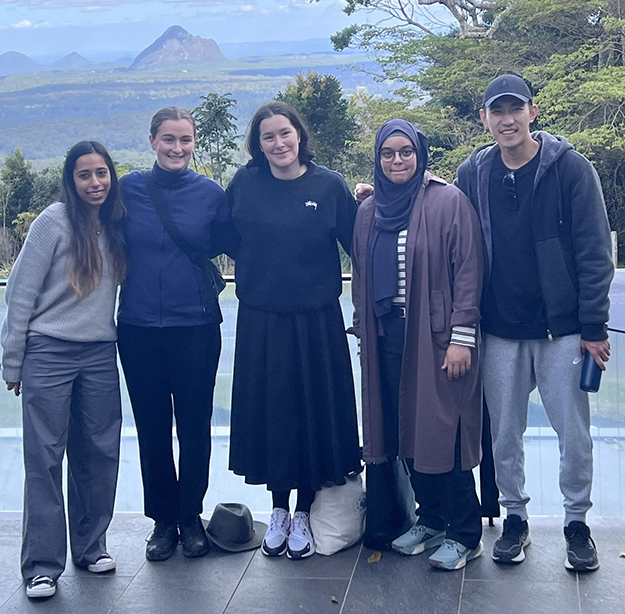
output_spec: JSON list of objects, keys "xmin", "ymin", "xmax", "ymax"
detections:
[{"xmin": 0, "ymin": 513, "xmax": 623, "ymax": 614}]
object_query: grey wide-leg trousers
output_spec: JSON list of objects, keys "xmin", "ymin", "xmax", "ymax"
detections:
[
  {"xmin": 481, "ymin": 333, "xmax": 593, "ymax": 525},
  {"xmin": 20, "ymin": 335, "xmax": 122, "ymax": 581}
]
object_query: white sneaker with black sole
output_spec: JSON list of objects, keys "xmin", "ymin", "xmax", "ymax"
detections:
[
  {"xmin": 286, "ymin": 511, "xmax": 315, "ymax": 560},
  {"xmin": 26, "ymin": 575, "xmax": 56, "ymax": 598},
  {"xmin": 262, "ymin": 507, "xmax": 290, "ymax": 557}
]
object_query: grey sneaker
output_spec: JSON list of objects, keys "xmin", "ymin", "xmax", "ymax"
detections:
[
  {"xmin": 492, "ymin": 515, "xmax": 531, "ymax": 564},
  {"xmin": 564, "ymin": 521, "xmax": 599, "ymax": 571},
  {"xmin": 287, "ymin": 511, "xmax": 315, "ymax": 560},
  {"xmin": 391, "ymin": 523, "xmax": 445, "ymax": 556},
  {"xmin": 262, "ymin": 507, "xmax": 290, "ymax": 557},
  {"xmin": 428, "ymin": 539, "xmax": 484, "ymax": 571}
]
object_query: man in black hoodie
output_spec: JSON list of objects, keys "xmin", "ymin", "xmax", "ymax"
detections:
[{"xmin": 455, "ymin": 74, "xmax": 613, "ymax": 572}]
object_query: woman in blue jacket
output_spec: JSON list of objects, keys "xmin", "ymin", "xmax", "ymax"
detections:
[{"xmin": 117, "ymin": 106, "xmax": 228, "ymax": 562}]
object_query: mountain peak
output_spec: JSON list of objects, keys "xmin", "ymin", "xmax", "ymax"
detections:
[
  {"xmin": 0, "ymin": 51, "xmax": 41, "ymax": 76},
  {"xmin": 162, "ymin": 25, "xmax": 190, "ymax": 39},
  {"xmin": 130, "ymin": 26, "xmax": 226, "ymax": 70},
  {"xmin": 53, "ymin": 52, "xmax": 94, "ymax": 70}
]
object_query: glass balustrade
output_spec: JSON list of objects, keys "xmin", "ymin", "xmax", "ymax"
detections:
[{"xmin": 0, "ymin": 279, "xmax": 623, "ymax": 516}]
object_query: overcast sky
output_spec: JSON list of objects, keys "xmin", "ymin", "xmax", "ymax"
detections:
[{"xmin": 0, "ymin": 0, "xmax": 373, "ymax": 60}]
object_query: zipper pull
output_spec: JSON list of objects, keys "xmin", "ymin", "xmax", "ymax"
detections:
[{"xmin": 547, "ymin": 329, "xmax": 553, "ymax": 341}]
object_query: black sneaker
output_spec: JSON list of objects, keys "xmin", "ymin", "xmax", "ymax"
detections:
[
  {"xmin": 145, "ymin": 521, "xmax": 178, "ymax": 561},
  {"xmin": 564, "ymin": 521, "xmax": 599, "ymax": 571},
  {"xmin": 179, "ymin": 516, "xmax": 211, "ymax": 558},
  {"xmin": 492, "ymin": 515, "xmax": 531, "ymax": 564},
  {"xmin": 26, "ymin": 575, "xmax": 56, "ymax": 599}
]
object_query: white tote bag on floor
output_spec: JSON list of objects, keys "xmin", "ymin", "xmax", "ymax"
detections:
[{"xmin": 309, "ymin": 473, "xmax": 366, "ymax": 556}]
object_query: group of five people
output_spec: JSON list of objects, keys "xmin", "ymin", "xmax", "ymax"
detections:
[{"xmin": 1, "ymin": 73, "xmax": 612, "ymax": 599}]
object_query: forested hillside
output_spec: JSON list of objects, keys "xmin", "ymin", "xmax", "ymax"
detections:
[
  {"xmin": 3, "ymin": 0, "xmax": 625, "ymax": 265},
  {"xmin": 0, "ymin": 51, "xmax": 376, "ymax": 165}
]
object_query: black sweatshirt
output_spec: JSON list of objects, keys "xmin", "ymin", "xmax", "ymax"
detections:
[{"xmin": 226, "ymin": 162, "xmax": 356, "ymax": 312}]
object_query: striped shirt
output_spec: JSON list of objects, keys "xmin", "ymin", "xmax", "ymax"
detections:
[
  {"xmin": 391, "ymin": 230, "xmax": 408, "ymax": 307},
  {"xmin": 392, "ymin": 230, "xmax": 475, "ymax": 348}
]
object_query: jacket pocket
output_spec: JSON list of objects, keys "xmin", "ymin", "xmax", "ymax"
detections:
[
  {"xmin": 430, "ymin": 290, "xmax": 446, "ymax": 332},
  {"xmin": 536, "ymin": 238, "xmax": 578, "ymax": 316}
]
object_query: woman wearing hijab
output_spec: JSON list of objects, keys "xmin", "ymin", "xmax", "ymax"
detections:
[{"xmin": 351, "ymin": 119, "xmax": 484, "ymax": 571}]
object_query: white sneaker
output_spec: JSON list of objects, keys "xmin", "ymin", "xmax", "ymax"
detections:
[
  {"xmin": 87, "ymin": 554, "xmax": 116, "ymax": 573},
  {"xmin": 26, "ymin": 575, "xmax": 56, "ymax": 598},
  {"xmin": 287, "ymin": 511, "xmax": 315, "ymax": 560},
  {"xmin": 262, "ymin": 507, "xmax": 290, "ymax": 557}
]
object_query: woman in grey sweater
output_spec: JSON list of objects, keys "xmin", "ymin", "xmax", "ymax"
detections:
[{"xmin": 1, "ymin": 141, "xmax": 126, "ymax": 599}]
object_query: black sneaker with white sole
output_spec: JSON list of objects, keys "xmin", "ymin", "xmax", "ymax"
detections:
[
  {"xmin": 492, "ymin": 514, "xmax": 531, "ymax": 564},
  {"xmin": 564, "ymin": 521, "xmax": 599, "ymax": 571},
  {"xmin": 26, "ymin": 575, "xmax": 56, "ymax": 599}
]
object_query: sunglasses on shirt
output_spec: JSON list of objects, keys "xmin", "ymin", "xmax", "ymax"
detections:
[{"xmin": 502, "ymin": 170, "xmax": 518, "ymax": 209}]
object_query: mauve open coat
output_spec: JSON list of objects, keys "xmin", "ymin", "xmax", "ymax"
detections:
[{"xmin": 352, "ymin": 172, "xmax": 484, "ymax": 474}]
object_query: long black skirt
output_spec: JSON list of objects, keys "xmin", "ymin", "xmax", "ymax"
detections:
[{"xmin": 229, "ymin": 300, "xmax": 361, "ymax": 492}]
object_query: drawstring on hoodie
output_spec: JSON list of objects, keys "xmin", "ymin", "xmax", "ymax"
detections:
[{"xmin": 555, "ymin": 160, "xmax": 563, "ymax": 225}]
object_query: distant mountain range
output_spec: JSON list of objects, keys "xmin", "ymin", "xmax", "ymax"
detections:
[
  {"xmin": 0, "ymin": 25, "xmax": 226, "ymax": 76},
  {"xmin": 0, "ymin": 26, "xmax": 349, "ymax": 76},
  {"xmin": 0, "ymin": 25, "xmax": 387, "ymax": 164}
]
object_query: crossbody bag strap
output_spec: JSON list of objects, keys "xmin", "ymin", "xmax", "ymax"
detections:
[
  {"xmin": 142, "ymin": 170, "xmax": 205, "ymax": 268},
  {"xmin": 141, "ymin": 170, "xmax": 226, "ymax": 294}
]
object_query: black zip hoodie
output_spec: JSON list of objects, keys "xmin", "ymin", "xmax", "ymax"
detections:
[{"xmin": 455, "ymin": 131, "xmax": 612, "ymax": 341}]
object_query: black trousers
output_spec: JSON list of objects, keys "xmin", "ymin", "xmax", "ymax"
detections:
[
  {"xmin": 117, "ymin": 322, "xmax": 221, "ymax": 523},
  {"xmin": 378, "ymin": 314, "xmax": 482, "ymax": 550}
]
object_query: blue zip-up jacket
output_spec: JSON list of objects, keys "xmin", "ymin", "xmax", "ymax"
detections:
[
  {"xmin": 118, "ymin": 163, "xmax": 228, "ymax": 327},
  {"xmin": 455, "ymin": 131, "xmax": 612, "ymax": 341}
]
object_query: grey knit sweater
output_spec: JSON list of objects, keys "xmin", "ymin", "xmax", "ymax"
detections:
[{"xmin": 1, "ymin": 202, "xmax": 118, "ymax": 382}]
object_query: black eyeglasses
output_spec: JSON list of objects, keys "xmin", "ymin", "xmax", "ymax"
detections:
[
  {"xmin": 380, "ymin": 147, "xmax": 417, "ymax": 162},
  {"xmin": 502, "ymin": 170, "xmax": 518, "ymax": 209}
]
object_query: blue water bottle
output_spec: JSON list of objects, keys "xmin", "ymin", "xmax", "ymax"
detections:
[{"xmin": 580, "ymin": 352, "xmax": 602, "ymax": 393}]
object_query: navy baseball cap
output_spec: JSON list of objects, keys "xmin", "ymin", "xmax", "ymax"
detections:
[{"xmin": 483, "ymin": 74, "xmax": 532, "ymax": 108}]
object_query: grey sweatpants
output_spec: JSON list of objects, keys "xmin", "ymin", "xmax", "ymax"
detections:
[
  {"xmin": 481, "ymin": 333, "xmax": 593, "ymax": 525},
  {"xmin": 20, "ymin": 335, "xmax": 122, "ymax": 581}
]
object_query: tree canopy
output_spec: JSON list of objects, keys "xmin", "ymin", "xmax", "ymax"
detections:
[
  {"xmin": 277, "ymin": 71, "xmax": 357, "ymax": 172},
  {"xmin": 192, "ymin": 92, "xmax": 240, "ymax": 185},
  {"xmin": 318, "ymin": 0, "xmax": 625, "ymax": 252},
  {"xmin": 1, "ymin": 149, "xmax": 35, "ymax": 229}
]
